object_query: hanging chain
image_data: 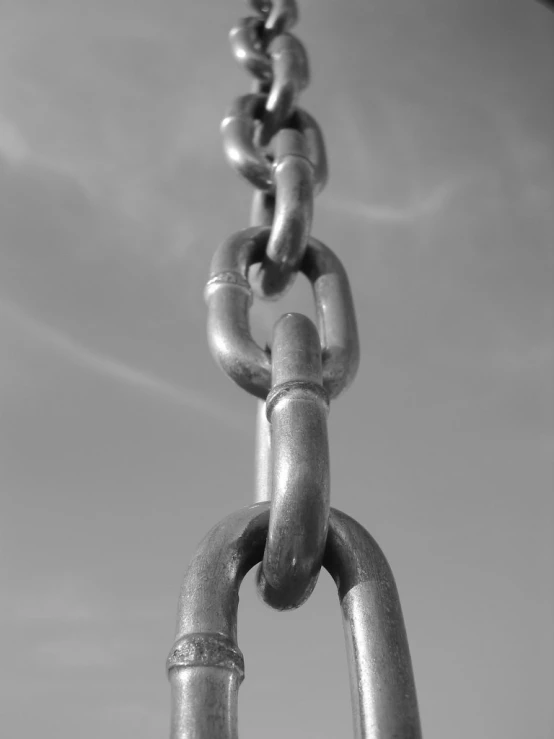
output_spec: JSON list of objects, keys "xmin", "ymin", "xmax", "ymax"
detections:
[
  {"xmin": 207, "ymin": 0, "xmax": 359, "ymax": 610},
  {"xmin": 167, "ymin": 3, "xmax": 422, "ymax": 735}
]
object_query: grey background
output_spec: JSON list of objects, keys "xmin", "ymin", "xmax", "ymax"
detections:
[{"xmin": 1, "ymin": 1, "xmax": 553, "ymax": 737}]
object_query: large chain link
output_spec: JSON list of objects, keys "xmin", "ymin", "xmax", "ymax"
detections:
[{"xmin": 166, "ymin": 3, "xmax": 422, "ymax": 735}]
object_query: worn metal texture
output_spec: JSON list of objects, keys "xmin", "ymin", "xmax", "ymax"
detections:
[{"xmin": 167, "ymin": 503, "xmax": 422, "ymax": 738}]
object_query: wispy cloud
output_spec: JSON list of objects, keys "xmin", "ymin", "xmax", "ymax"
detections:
[
  {"xmin": 1, "ymin": 297, "xmax": 246, "ymax": 430},
  {"xmin": 0, "ymin": 114, "xmax": 30, "ymax": 165},
  {"xmin": 325, "ymin": 179, "xmax": 460, "ymax": 225}
]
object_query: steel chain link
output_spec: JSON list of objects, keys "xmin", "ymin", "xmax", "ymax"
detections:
[{"xmin": 167, "ymin": 3, "xmax": 422, "ymax": 736}]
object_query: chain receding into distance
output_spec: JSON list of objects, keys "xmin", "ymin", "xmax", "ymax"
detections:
[{"xmin": 166, "ymin": 3, "xmax": 422, "ymax": 736}]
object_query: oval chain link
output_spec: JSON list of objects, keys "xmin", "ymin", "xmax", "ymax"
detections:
[{"xmin": 204, "ymin": 226, "xmax": 360, "ymax": 402}]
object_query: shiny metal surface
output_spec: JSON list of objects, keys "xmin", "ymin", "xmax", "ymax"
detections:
[
  {"xmin": 229, "ymin": 22, "xmax": 308, "ymax": 139},
  {"xmin": 229, "ymin": 17, "xmax": 272, "ymax": 82},
  {"xmin": 257, "ymin": 313, "xmax": 330, "ymax": 609},
  {"xmin": 325, "ymin": 509, "xmax": 423, "ymax": 739},
  {"xmin": 221, "ymin": 94, "xmax": 328, "ymax": 194},
  {"xmin": 205, "ymin": 226, "xmax": 359, "ymax": 400},
  {"xmin": 269, "ymin": 129, "xmax": 314, "ymax": 270},
  {"xmin": 204, "ymin": 227, "xmax": 271, "ymax": 399},
  {"xmin": 167, "ymin": 503, "xmax": 421, "ymax": 738},
  {"xmin": 251, "ymin": 128, "xmax": 314, "ymax": 298},
  {"xmin": 253, "ymin": 399, "xmax": 272, "ymax": 503},
  {"xmin": 288, "ymin": 107, "xmax": 328, "ymax": 196},
  {"xmin": 261, "ymin": 33, "xmax": 309, "ymax": 144},
  {"xmin": 249, "ymin": 189, "xmax": 275, "ymax": 227},
  {"xmin": 221, "ymin": 93, "xmax": 274, "ymax": 191}
]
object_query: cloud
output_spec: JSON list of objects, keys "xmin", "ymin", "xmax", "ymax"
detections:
[
  {"xmin": 1, "ymin": 297, "xmax": 246, "ymax": 430},
  {"xmin": 325, "ymin": 180, "xmax": 459, "ymax": 225},
  {"xmin": 0, "ymin": 114, "xmax": 30, "ymax": 164}
]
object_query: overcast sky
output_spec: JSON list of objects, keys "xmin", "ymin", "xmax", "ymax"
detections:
[{"xmin": 1, "ymin": 1, "xmax": 553, "ymax": 737}]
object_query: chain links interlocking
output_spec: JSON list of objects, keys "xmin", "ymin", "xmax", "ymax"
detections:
[
  {"xmin": 166, "ymin": 3, "xmax": 422, "ymax": 735},
  {"xmin": 223, "ymin": 0, "xmax": 327, "ymax": 298},
  {"xmin": 208, "ymin": 2, "xmax": 360, "ymax": 611},
  {"xmin": 212, "ymin": 0, "xmax": 359, "ymax": 611}
]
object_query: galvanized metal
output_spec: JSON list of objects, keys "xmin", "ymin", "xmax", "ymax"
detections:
[
  {"xmin": 167, "ymin": 503, "xmax": 422, "ymax": 738},
  {"xmin": 257, "ymin": 312, "xmax": 330, "ymax": 609},
  {"xmin": 204, "ymin": 226, "xmax": 359, "ymax": 400}
]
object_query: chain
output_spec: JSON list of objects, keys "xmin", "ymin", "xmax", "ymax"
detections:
[
  {"xmin": 208, "ymin": 0, "xmax": 359, "ymax": 610},
  {"xmin": 167, "ymin": 3, "xmax": 422, "ymax": 736}
]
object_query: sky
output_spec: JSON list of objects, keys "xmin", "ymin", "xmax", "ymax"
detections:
[{"xmin": 0, "ymin": 1, "xmax": 552, "ymax": 737}]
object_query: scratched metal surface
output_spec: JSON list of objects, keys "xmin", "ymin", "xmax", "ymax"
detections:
[{"xmin": 0, "ymin": 1, "xmax": 552, "ymax": 737}]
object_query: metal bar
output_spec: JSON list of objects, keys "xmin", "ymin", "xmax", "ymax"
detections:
[{"xmin": 253, "ymin": 399, "xmax": 272, "ymax": 502}]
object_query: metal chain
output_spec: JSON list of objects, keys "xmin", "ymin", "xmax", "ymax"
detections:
[
  {"xmin": 223, "ymin": 0, "xmax": 326, "ymax": 299},
  {"xmin": 167, "ymin": 3, "xmax": 422, "ymax": 736}
]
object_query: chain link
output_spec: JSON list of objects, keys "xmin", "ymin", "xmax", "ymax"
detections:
[
  {"xmin": 167, "ymin": 3, "xmax": 422, "ymax": 734},
  {"xmin": 204, "ymin": 226, "xmax": 359, "ymax": 401}
]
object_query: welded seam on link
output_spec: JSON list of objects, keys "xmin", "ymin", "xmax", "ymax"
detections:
[
  {"xmin": 167, "ymin": 633, "xmax": 245, "ymax": 681},
  {"xmin": 266, "ymin": 379, "xmax": 329, "ymax": 419},
  {"xmin": 204, "ymin": 271, "xmax": 253, "ymax": 302}
]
